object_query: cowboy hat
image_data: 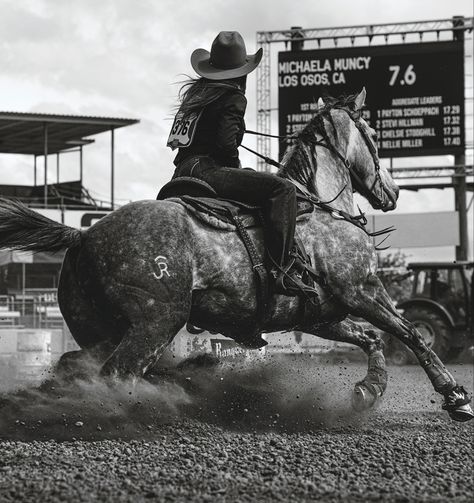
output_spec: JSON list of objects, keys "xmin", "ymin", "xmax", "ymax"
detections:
[{"xmin": 191, "ymin": 31, "xmax": 263, "ymax": 80}]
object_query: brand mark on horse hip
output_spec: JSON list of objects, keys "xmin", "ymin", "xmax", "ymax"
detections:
[{"xmin": 152, "ymin": 255, "xmax": 171, "ymax": 279}]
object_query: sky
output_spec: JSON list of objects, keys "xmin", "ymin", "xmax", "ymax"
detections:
[{"xmin": 0, "ymin": 0, "xmax": 473, "ymax": 260}]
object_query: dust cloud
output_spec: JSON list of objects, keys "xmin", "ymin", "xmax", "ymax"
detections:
[{"xmin": 0, "ymin": 353, "xmax": 371, "ymax": 441}]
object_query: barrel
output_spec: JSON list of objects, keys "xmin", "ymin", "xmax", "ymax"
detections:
[{"xmin": 16, "ymin": 330, "xmax": 52, "ymax": 382}]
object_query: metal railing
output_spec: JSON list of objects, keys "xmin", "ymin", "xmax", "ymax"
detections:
[{"xmin": 0, "ymin": 293, "xmax": 64, "ymax": 329}]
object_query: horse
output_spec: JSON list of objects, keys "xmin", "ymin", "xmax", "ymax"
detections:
[{"xmin": 0, "ymin": 89, "xmax": 471, "ymax": 422}]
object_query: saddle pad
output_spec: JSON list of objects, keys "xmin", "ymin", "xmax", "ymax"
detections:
[{"xmin": 168, "ymin": 195, "xmax": 313, "ymax": 230}]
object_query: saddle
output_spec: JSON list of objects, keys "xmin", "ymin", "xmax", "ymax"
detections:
[
  {"xmin": 157, "ymin": 176, "xmax": 321, "ymax": 345},
  {"xmin": 157, "ymin": 176, "xmax": 314, "ymax": 230}
]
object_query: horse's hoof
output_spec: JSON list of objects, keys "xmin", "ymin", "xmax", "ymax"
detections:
[
  {"xmin": 447, "ymin": 403, "xmax": 474, "ymax": 422},
  {"xmin": 352, "ymin": 383, "xmax": 378, "ymax": 411},
  {"xmin": 442, "ymin": 385, "xmax": 473, "ymax": 422},
  {"xmin": 186, "ymin": 323, "xmax": 205, "ymax": 335}
]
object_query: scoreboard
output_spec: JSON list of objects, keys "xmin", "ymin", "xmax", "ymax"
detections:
[{"xmin": 278, "ymin": 41, "xmax": 465, "ymax": 159}]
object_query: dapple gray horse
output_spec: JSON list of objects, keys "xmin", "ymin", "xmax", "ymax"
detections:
[{"xmin": 0, "ymin": 89, "xmax": 471, "ymax": 421}]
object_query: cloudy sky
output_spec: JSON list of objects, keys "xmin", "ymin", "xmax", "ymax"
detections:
[{"xmin": 1, "ymin": 0, "xmax": 473, "ymax": 259}]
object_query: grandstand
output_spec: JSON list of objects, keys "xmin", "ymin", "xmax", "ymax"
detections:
[{"xmin": 0, "ymin": 111, "xmax": 139, "ymax": 334}]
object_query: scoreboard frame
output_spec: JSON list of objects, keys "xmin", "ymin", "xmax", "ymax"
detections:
[{"xmin": 277, "ymin": 40, "xmax": 465, "ymax": 159}]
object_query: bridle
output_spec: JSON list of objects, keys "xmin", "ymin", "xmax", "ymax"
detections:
[
  {"xmin": 336, "ymin": 107, "xmax": 385, "ymax": 210},
  {"xmin": 243, "ymin": 105, "xmax": 386, "ymax": 210}
]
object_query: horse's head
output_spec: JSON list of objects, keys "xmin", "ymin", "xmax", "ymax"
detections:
[
  {"xmin": 280, "ymin": 89, "xmax": 399, "ymax": 212},
  {"xmin": 329, "ymin": 89, "xmax": 399, "ymax": 212}
]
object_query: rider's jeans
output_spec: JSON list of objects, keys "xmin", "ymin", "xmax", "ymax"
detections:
[{"xmin": 173, "ymin": 155, "xmax": 297, "ymax": 267}]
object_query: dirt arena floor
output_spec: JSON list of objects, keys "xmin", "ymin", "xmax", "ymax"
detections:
[{"xmin": 0, "ymin": 356, "xmax": 472, "ymax": 502}]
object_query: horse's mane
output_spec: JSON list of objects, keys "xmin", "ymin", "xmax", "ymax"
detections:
[{"xmin": 278, "ymin": 93, "xmax": 360, "ymax": 191}]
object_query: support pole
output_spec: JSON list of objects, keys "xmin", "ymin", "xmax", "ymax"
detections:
[
  {"xmin": 79, "ymin": 146, "xmax": 83, "ymax": 184},
  {"xmin": 34, "ymin": 155, "xmax": 37, "ymax": 186},
  {"xmin": 56, "ymin": 153, "xmax": 60, "ymax": 184},
  {"xmin": 43, "ymin": 123, "xmax": 48, "ymax": 206},
  {"xmin": 290, "ymin": 26, "xmax": 305, "ymax": 51},
  {"xmin": 21, "ymin": 262, "xmax": 26, "ymax": 317},
  {"xmin": 111, "ymin": 128, "xmax": 115, "ymax": 210},
  {"xmin": 453, "ymin": 16, "xmax": 468, "ymax": 261},
  {"xmin": 454, "ymin": 155, "xmax": 468, "ymax": 261}
]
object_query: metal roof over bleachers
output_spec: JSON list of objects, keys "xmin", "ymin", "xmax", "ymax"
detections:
[
  {"xmin": 0, "ymin": 111, "xmax": 140, "ymax": 208},
  {"xmin": 0, "ymin": 111, "xmax": 139, "ymax": 155}
]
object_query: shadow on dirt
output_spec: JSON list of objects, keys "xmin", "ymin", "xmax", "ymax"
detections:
[{"xmin": 0, "ymin": 354, "xmax": 373, "ymax": 441}]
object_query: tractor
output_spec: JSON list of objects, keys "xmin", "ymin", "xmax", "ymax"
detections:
[{"xmin": 384, "ymin": 261, "xmax": 473, "ymax": 365}]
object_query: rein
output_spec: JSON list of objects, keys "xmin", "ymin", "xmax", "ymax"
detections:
[
  {"xmin": 242, "ymin": 110, "xmax": 391, "ymax": 240},
  {"xmin": 245, "ymin": 108, "xmax": 384, "ymax": 209},
  {"xmin": 244, "ymin": 129, "xmax": 297, "ymax": 140},
  {"xmin": 240, "ymin": 142, "xmax": 391, "ymax": 240}
]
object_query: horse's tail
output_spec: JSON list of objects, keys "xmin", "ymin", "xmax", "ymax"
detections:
[{"xmin": 0, "ymin": 198, "xmax": 82, "ymax": 253}]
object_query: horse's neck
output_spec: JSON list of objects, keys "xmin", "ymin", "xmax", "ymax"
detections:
[{"xmin": 311, "ymin": 130, "xmax": 354, "ymax": 214}]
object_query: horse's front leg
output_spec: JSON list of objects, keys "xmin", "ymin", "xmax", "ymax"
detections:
[
  {"xmin": 345, "ymin": 273, "xmax": 473, "ymax": 422},
  {"xmin": 306, "ymin": 318, "xmax": 387, "ymax": 411}
]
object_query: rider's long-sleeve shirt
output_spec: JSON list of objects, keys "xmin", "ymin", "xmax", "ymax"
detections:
[{"xmin": 174, "ymin": 89, "xmax": 246, "ymax": 169}]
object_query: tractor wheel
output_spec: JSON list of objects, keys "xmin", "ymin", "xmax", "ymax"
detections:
[
  {"xmin": 403, "ymin": 306, "xmax": 452, "ymax": 361},
  {"xmin": 386, "ymin": 343, "xmax": 413, "ymax": 366}
]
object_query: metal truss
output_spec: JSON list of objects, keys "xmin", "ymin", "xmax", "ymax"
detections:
[
  {"xmin": 255, "ymin": 37, "xmax": 271, "ymax": 173},
  {"xmin": 257, "ymin": 17, "xmax": 473, "ymax": 45}
]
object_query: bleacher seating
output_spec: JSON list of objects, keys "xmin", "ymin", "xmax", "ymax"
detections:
[
  {"xmin": 37, "ymin": 305, "xmax": 64, "ymax": 329},
  {"xmin": 0, "ymin": 306, "xmax": 21, "ymax": 327}
]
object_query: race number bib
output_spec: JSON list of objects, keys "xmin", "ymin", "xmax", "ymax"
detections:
[{"xmin": 167, "ymin": 110, "xmax": 203, "ymax": 150}]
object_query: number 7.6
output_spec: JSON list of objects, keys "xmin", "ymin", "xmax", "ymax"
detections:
[{"xmin": 388, "ymin": 65, "xmax": 416, "ymax": 86}]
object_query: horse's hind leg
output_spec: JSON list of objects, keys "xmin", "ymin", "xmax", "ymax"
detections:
[
  {"xmin": 347, "ymin": 274, "xmax": 473, "ymax": 422},
  {"xmin": 99, "ymin": 284, "xmax": 191, "ymax": 380},
  {"xmin": 307, "ymin": 319, "xmax": 387, "ymax": 411},
  {"xmin": 54, "ymin": 250, "xmax": 119, "ymax": 380}
]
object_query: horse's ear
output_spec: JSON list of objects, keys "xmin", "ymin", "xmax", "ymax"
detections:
[
  {"xmin": 354, "ymin": 87, "xmax": 366, "ymax": 110},
  {"xmin": 317, "ymin": 97, "xmax": 325, "ymax": 109}
]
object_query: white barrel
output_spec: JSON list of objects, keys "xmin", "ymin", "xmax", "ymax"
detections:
[{"xmin": 16, "ymin": 330, "xmax": 52, "ymax": 382}]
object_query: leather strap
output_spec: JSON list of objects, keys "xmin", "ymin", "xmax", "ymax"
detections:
[{"xmin": 228, "ymin": 208, "xmax": 270, "ymax": 328}]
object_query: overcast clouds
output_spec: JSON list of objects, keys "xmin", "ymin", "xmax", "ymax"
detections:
[{"xmin": 1, "ymin": 0, "xmax": 473, "ymax": 257}]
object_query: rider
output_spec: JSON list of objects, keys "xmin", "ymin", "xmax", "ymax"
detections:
[{"xmin": 168, "ymin": 31, "xmax": 316, "ymax": 297}]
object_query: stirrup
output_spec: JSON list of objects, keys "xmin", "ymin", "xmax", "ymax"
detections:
[{"xmin": 273, "ymin": 268, "xmax": 318, "ymax": 297}]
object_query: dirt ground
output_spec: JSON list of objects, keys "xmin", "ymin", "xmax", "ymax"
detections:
[{"xmin": 0, "ymin": 356, "xmax": 472, "ymax": 502}]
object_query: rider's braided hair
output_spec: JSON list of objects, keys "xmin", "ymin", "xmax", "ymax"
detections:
[{"xmin": 175, "ymin": 76, "xmax": 247, "ymax": 121}]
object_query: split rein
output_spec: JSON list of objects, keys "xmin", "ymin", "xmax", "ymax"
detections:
[
  {"xmin": 242, "ymin": 115, "xmax": 393, "ymax": 242},
  {"xmin": 245, "ymin": 109, "xmax": 385, "ymax": 209}
]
